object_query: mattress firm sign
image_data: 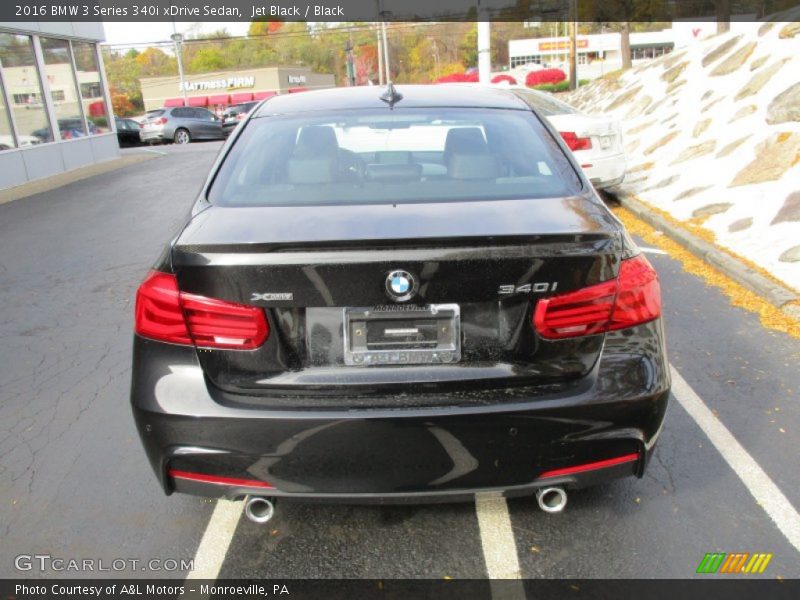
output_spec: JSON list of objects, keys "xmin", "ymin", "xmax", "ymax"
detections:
[{"xmin": 179, "ymin": 76, "xmax": 255, "ymax": 92}]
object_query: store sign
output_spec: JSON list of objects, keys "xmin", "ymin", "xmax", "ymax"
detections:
[
  {"xmin": 179, "ymin": 76, "xmax": 255, "ymax": 92},
  {"xmin": 538, "ymin": 39, "xmax": 589, "ymax": 51},
  {"xmin": 287, "ymin": 75, "xmax": 307, "ymax": 84}
]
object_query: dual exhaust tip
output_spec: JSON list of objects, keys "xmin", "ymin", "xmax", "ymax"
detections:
[
  {"xmin": 536, "ymin": 486, "xmax": 568, "ymax": 513},
  {"xmin": 244, "ymin": 495, "xmax": 275, "ymax": 524},
  {"xmin": 244, "ymin": 486, "xmax": 567, "ymax": 524}
]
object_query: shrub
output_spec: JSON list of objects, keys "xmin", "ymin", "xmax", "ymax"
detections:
[
  {"xmin": 435, "ymin": 71, "xmax": 479, "ymax": 83},
  {"xmin": 525, "ymin": 68, "xmax": 567, "ymax": 87},
  {"xmin": 491, "ymin": 74, "xmax": 517, "ymax": 85}
]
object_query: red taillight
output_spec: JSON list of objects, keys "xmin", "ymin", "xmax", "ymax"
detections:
[
  {"xmin": 135, "ymin": 271, "xmax": 191, "ymax": 345},
  {"xmin": 158, "ymin": 117, "xmax": 168, "ymax": 125},
  {"xmin": 134, "ymin": 271, "xmax": 268, "ymax": 350},
  {"xmin": 533, "ymin": 255, "xmax": 660, "ymax": 339},
  {"xmin": 559, "ymin": 131, "xmax": 592, "ymax": 151},
  {"xmin": 236, "ymin": 112, "xmax": 245, "ymax": 121},
  {"xmin": 607, "ymin": 254, "xmax": 662, "ymax": 332}
]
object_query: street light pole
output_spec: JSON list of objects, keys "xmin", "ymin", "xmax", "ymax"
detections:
[{"xmin": 171, "ymin": 28, "xmax": 188, "ymax": 105}]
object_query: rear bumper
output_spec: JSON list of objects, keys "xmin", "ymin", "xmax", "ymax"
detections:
[
  {"xmin": 140, "ymin": 129, "xmax": 166, "ymax": 142},
  {"xmin": 581, "ymin": 152, "xmax": 626, "ymax": 189},
  {"xmin": 131, "ymin": 320, "xmax": 670, "ymax": 502}
]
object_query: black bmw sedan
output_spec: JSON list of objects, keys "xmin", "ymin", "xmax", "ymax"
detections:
[{"xmin": 131, "ymin": 85, "xmax": 669, "ymax": 519}]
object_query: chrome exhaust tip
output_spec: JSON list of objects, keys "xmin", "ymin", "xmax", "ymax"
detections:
[
  {"xmin": 244, "ymin": 495, "xmax": 275, "ymax": 524},
  {"xmin": 536, "ymin": 486, "xmax": 567, "ymax": 513}
]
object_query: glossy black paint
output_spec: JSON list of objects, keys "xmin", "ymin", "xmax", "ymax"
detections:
[
  {"xmin": 131, "ymin": 85, "xmax": 670, "ymax": 502},
  {"xmin": 131, "ymin": 320, "xmax": 669, "ymax": 499}
]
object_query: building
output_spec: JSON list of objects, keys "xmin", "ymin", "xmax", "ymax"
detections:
[
  {"xmin": 508, "ymin": 21, "xmax": 759, "ymax": 82},
  {"xmin": 0, "ymin": 23, "xmax": 117, "ymax": 190},
  {"xmin": 139, "ymin": 67, "xmax": 336, "ymax": 113}
]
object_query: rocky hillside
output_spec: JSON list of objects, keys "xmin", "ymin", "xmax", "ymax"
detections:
[{"xmin": 566, "ymin": 16, "xmax": 800, "ymax": 292}]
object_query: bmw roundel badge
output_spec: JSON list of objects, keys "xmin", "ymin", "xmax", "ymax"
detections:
[{"xmin": 385, "ymin": 270, "xmax": 417, "ymax": 302}]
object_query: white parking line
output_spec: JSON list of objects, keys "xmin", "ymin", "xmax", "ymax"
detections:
[
  {"xmin": 475, "ymin": 494, "xmax": 526, "ymax": 600},
  {"xmin": 671, "ymin": 366, "xmax": 800, "ymax": 553},
  {"xmin": 185, "ymin": 499, "xmax": 243, "ymax": 580}
]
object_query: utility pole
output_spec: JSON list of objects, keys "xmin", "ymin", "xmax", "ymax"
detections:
[
  {"xmin": 477, "ymin": 0, "xmax": 491, "ymax": 84},
  {"xmin": 170, "ymin": 25, "xmax": 188, "ymax": 104},
  {"xmin": 376, "ymin": 24, "xmax": 384, "ymax": 85},
  {"xmin": 345, "ymin": 38, "xmax": 355, "ymax": 86},
  {"xmin": 568, "ymin": 0, "xmax": 577, "ymax": 91}
]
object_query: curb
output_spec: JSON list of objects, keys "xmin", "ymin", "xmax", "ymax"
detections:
[{"xmin": 616, "ymin": 193, "xmax": 800, "ymax": 320}]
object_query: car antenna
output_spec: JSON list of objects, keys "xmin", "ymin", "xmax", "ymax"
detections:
[{"xmin": 379, "ymin": 82, "xmax": 403, "ymax": 109}]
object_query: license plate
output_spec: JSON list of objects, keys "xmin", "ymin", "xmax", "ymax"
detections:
[
  {"xmin": 599, "ymin": 135, "xmax": 613, "ymax": 149},
  {"xmin": 344, "ymin": 304, "xmax": 461, "ymax": 366}
]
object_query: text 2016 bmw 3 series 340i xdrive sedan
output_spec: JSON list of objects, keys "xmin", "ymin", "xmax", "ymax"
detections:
[{"xmin": 130, "ymin": 85, "xmax": 669, "ymax": 518}]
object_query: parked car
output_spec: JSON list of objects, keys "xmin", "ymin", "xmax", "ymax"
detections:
[
  {"xmin": 32, "ymin": 117, "xmax": 98, "ymax": 143},
  {"xmin": 139, "ymin": 107, "xmax": 224, "ymax": 145},
  {"xmin": 221, "ymin": 101, "xmax": 259, "ymax": 137},
  {"xmin": 131, "ymin": 85, "xmax": 668, "ymax": 522},
  {"xmin": 115, "ymin": 117, "xmax": 143, "ymax": 147},
  {"xmin": 509, "ymin": 87, "xmax": 627, "ymax": 189},
  {"xmin": 0, "ymin": 134, "xmax": 40, "ymax": 150}
]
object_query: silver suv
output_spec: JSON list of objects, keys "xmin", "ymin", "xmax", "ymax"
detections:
[{"xmin": 140, "ymin": 107, "xmax": 224, "ymax": 145}]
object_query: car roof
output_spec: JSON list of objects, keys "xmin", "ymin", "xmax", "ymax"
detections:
[{"xmin": 253, "ymin": 84, "xmax": 530, "ymax": 117}]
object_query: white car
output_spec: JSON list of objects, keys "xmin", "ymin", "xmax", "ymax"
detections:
[
  {"xmin": 506, "ymin": 87, "xmax": 626, "ymax": 189},
  {"xmin": 448, "ymin": 83, "xmax": 627, "ymax": 189}
]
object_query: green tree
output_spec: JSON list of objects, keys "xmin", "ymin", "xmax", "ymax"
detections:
[{"xmin": 189, "ymin": 48, "xmax": 227, "ymax": 72}]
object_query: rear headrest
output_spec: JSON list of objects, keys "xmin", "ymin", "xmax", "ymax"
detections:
[
  {"xmin": 447, "ymin": 154, "xmax": 500, "ymax": 180},
  {"xmin": 444, "ymin": 127, "xmax": 489, "ymax": 155},
  {"xmin": 295, "ymin": 126, "xmax": 338, "ymax": 157}
]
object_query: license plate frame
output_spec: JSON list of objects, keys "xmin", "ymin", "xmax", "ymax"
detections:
[{"xmin": 343, "ymin": 304, "xmax": 461, "ymax": 366}]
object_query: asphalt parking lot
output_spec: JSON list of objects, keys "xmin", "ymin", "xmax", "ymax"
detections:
[{"xmin": 1, "ymin": 141, "xmax": 798, "ymax": 581}]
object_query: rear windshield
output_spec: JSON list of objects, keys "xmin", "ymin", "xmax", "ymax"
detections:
[
  {"xmin": 208, "ymin": 108, "xmax": 582, "ymax": 207},
  {"xmin": 146, "ymin": 110, "xmax": 165, "ymax": 118},
  {"xmin": 514, "ymin": 90, "xmax": 579, "ymax": 117}
]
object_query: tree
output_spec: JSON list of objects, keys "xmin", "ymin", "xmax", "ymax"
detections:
[
  {"xmin": 717, "ymin": 0, "xmax": 731, "ymax": 33},
  {"xmin": 135, "ymin": 47, "xmax": 176, "ymax": 77},
  {"xmin": 189, "ymin": 48, "xmax": 227, "ymax": 73},
  {"xmin": 620, "ymin": 21, "xmax": 632, "ymax": 70},
  {"xmin": 109, "ymin": 86, "xmax": 135, "ymax": 116}
]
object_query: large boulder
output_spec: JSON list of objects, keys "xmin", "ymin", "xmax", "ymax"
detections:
[
  {"xmin": 716, "ymin": 136, "xmax": 750, "ymax": 158},
  {"xmin": 692, "ymin": 203, "xmax": 732, "ymax": 219},
  {"xmin": 779, "ymin": 246, "xmax": 800, "ymax": 262},
  {"xmin": 771, "ymin": 191, "xmax": 800, "ymax": 225},
  {"xmin": 606, "ymin": 86, "xmax": 642, "ymax": 111},
  {"xmin": 779, "ymin": 22, "xmax": 800, "ymax": 38},
  {"xmin": 662, "ymin": 61, "xmax": 689, "ymax": 83},
  {"xmin": 711, "ymin": 41, "xmax": 757, "ymax": 76},
  {"xmin": 671, "ymin": 141, "xmax": 717, "ymax": 165},
  {"xmin": 729, "ymin": 105, "xmax": 757, "ymax": 123},
  {"xmin": 766, "ymin": 83, "xmax": 800, "ymax": 124},
  {"xmin": 730, "ymin": 132, "xmax": 800, "ymax": 187},
  {"xmin": 702, "ymin": 35, "xmax": 742, "ymax": 67},
  {"xmin": 644, "ymin": 131, "xmax": 679, "ymax": 156},
  {"xmin": 734, "ymin": 59, "xmax": 788, "ymax": 101}
]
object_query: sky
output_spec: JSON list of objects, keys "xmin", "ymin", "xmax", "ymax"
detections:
[{"xmin": 102, "ymin": 21, "xmax": 251, "ymax": 47}]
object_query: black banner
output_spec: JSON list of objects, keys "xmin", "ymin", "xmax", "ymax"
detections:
[
  {"xmin": 3, "ymin": 579, "xmax": 800, "ymax": 600},
  {"xmin": 2, "ymin": 0, "xmax": 800, "ymax": 22}
]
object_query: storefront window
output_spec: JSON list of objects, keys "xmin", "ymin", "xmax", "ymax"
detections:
[
  {"xmin": 0, "ymin": 33, "xmax": 53, "ymax": 144},
  {"xmin": 0, "ymin": 74, "xmax": 15, "ymax": 150},
  {"xmin": 40, "ymin": 37, "xmax": 87, "ymax": 139},
  {"xmin": 73, "ymin": 42, "xmax": 110, "ymax": 134}
]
